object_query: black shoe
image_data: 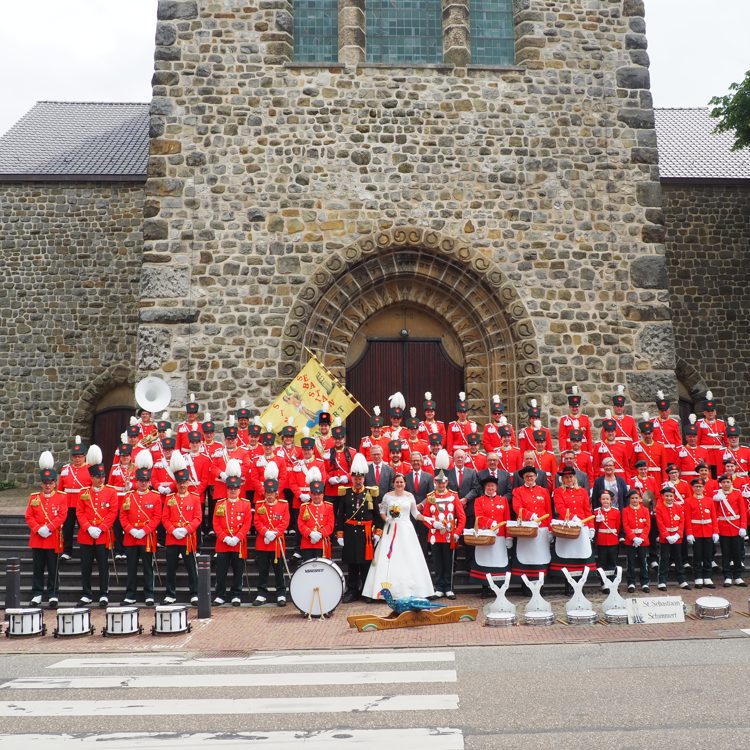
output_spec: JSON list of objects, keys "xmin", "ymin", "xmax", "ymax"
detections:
[
  {"xmin": 342, "ymin": 591, "xmax": 358, "ymax": 604},
  {"xmin": 627, "ymin": 584, "xmax": 635, "ymax": 593}
]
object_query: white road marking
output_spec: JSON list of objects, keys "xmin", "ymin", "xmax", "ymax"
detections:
[
  {"xmin": 0, "ymin": 728, "xmax": 464, "ymax": 749},
  {"xmin": 48, "ymin": 651, "xmax": 455, "ymax": 669},
  {"xmin": 2, "ymin": 669, "xmax": 457, "ymax": 690},
  {"xmin": 0, "ymin": 693, "xmax": 458, "ymax": 717}
]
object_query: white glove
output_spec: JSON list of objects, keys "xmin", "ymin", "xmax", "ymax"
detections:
[
  {"xmin": 595, "ymin": 513, "xmax": 604, "ymax": 523},
  {"xmin": 129, "ymin": 528, "xmax": 141, "ymax": 539},
  {"xmin": 337, "ymin": 537, "xmax": 344, "ymax": 547},
  {"xmin": 158, "ymin": 485, "xmax": 170, "ymax": 494},
  {"xmin": 505, "ymin": 537, "xmax": 513, "ymax": 549},
  {"xmin": 666, "ymin": 534, "xmax": 679, "ymax": 545},
  {"xmin": 530, "ymin": 513, "xmax": 539, "ymax": 523},
  {"xmin": 713, "ymin": 490, "xmax": 726, "ymax": 502},
  {"xmin": 309, "ymin": 530, "xmax": 322, "ymax": 543},
  {"xmin": 454, "ymin": 533, "xmax": 460, "ymax": 543},
  {"xmin": 686, "ymin": 534, "xmax": 695, "ymax": 544},
  {"xmin": 223, "ymin": 535, "xmax": 233, "ymax": 544},
  {"xmin": 740, "ymin": 528, "xmax": 747, "ymax": 539},
  {"xmin": 571, "ymin": 515, "xmax": 582, "ymax": 526},
  {"xmin": 433, "ymin": 521, "xmax": 445, "ymax": 531},
  {"xmin": 219, "ymin": 471, "xmax": 227, "ymax": 481},
  {"xmin": 373, "ymin": 534, "xmax": 381, "ymax": 546},
  {"xmin": 38, "ymin": 525, "xmax": 51, "ymax": 538},
  {"xmin": 229, "ymin": 536, "xmax": 240, "ymax": 546},
  {"xmin": 87, "ymin": 526, "xmax": 101, "ymax": 539},
  {"xmin": 588, "ymin": 527, "xmax": 595, "ymax": 540},
  {"xmin": 264, "ymin": 530, "xmax": 277, "ymax": 544},
  {"xmin": 300, "ymin": 493, "xmax": 310, "ymax": 502},
  {"xmin": 632, "ymin": 537, "xmax": 643, "ymax": 547},
  {"xmin": 328, "ymin": 476, "xmax": 340, "ymax": 485},
  {"xmin": 712, "ymin": 533, "xmax": 720, "ymax": 543},
  {"xmin": 742, "ymin": 486, "xmax": 750, "ymax": 499},
  {"xmin": 173, "ymin": 527, "xmax": 188, "ymax": 540}
]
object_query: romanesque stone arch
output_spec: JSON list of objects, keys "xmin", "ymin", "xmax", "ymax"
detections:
[
  {"xmin": 278, "ymin": 227, "xmax": 543, "ymax": 425},
  {"xmin": 71, "ymin": 363, "xmax": 135, "ymax": 441}
]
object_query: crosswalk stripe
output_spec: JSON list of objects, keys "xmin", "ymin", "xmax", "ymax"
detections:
[
  {"xmin": 0, "ymin": 693, "xmax": 458, "ymax": 717},
  {"xmin": 2, "ymin": 669, "xmax": 457, "ymax": 690},
  {"xmin": 48, "ymin": 651, "xmax": 455, "ymax": 669},
  {"xmin": 0, "ymin": 728, "xmax": 464, "ymax": 749}
]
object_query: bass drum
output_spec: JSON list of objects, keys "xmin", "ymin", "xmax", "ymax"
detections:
[{"xmin": 290, "ymin": 558, "xmax": 345, "ymax": 617}]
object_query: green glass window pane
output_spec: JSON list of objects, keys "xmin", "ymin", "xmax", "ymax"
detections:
[
  {"xmin": 366, "ymin": 0, "xmax": 442, "ymax": 65},
  {"xmin": 471, "ymin": 0, "xmax": 515, "ymax": 65},
  {"xmin": 294, "ymin": 0, "xmax": 338, "ymax": 63}
]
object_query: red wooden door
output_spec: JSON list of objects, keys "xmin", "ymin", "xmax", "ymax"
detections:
[
  {"xmin": 346, "ymin": 339, "xmax": 464, "ymax": 448},
  {"xmin": 92, "ymin": 407, "xmax": 136, "ymax": 474}
]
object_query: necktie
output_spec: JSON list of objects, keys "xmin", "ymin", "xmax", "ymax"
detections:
[
  {"xmin": 415, "ymin": 472, "xmax": 420, "ymax": 488},
  {"xmin": 458, "ymin": 469, "xmax": 463, "ymax": 485},
  {"xmin": 375, "ymin": 465, "xmax": 380, "ymax": 483},
  {"xmin": 491, "ymin": 471, "xmax": 496, "ymax": 479}
]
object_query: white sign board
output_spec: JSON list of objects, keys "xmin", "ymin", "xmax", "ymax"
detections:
[{"xmin": 625, "ymin": 596, "xmax": 685, "ymax": 625}]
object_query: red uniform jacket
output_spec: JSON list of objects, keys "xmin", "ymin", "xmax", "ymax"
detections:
[
  {"xmin": 162, "ymin": 491, "xmax": 202, "ymax": 550},
  {"xmin": 715, "ymin": 489, "xmax": 747, "ymax": 537},
  {"xmin": 324, "ymin": 447, "xmax": 355, "ymax": 496},
  {"xmin": 553, "ymin": 486, "xmax": 593, "ymax": 528},
  {"xmin": 183, "ymin": 452, "xmax": 212, "ymax": 503},
  {"xmin": 533, "ymin": 450, "xmax": 558, "ymax": 484},
  {"xmin": 214, "ymin": 497, "xmax": 254, "ymax": 557},
  {"xmin": 558, "ymin": 414, "xmax": 593, "ymax": 454},
  {"xmin": 518, "ymin": 425, "xmax": 553, "ymax": 454},
  {"xmin": 594, "ymin": 506, "xmax": 621, "ymax": 546},
  {"xmin": 176, "ymin": 420, "xmax": 203, "ymax": 454},
  {"xmin": 417, "ymin": 420, "xmax": 446, "ymax": 444},
  {"xmin": 482, "ymin": 421, "xmax": 518, "ymax": 452},
  {"xmin": 358, "ymin": 435, "xmax": 390, "ymax": 461},
  {"xmin": 298, "ymin": 501, "xmax": 335, "ymax": 556},
  {"xmin": 276, "ymin": 444, "xmax": 303, "ymax": 473},
  {"xmin": 571, "ymin": 450, "xmax": 595, "ymax": 486},
  {"xmin": 633, "ymin": 440, "xmax": 667, "ymax": 484},
  {"xmin": 288, "ymin": 458, "xmax": 328, "ymax": 507},
  {"xmin": 677, "ymin": 443, "xmax": 710, "ymax": 478},
  {"xmin": 313, "ymin": 434, "xmax": 335, "ymax": 460},
  {"xmin": 151, "ymin": 459, "xmax": 177, "ymax": 496},
  {"xmin": 723, "ymin": 445, "xmax": 750, "ymax": 477},
  {"xmin": 593, "ymin": 440, "xmax": 630, "ymax": 477},
  {"xmin": 627, "ymin": 474, "xmax": 660, "ymax": 500},
  {"xmin": 76, "ymin": 485, "xmax": 118, "ymax": 547},
  {"xmin": 651, "ymin": 416, "xmax": 682, "ymax": 466},
  {"xmin": 655, "ymin": 502, "xmax": 685, "ymax": 544},
  {"xmin": 496, "ymin": 446, "xmax": 522, "ymax": 475},
  {"xmin": 446, "ymin": 420, "xmax": 478, "ymax": 454},
  {"xmin": 685, "ymin": 495, "xmax": 718, "ymax": 538},
  {"xmin": 120, "ymin": 490, "xmax": 162, "ymax": 549},
  {"xmin": 622, "ymin": 505, "xmax": 651, "ymax": 546},
  {"xmin": 464, "ymin": 451, "xmax": 487, "ymax": 472},
  {"xmin": 249, "ymin": 454, "xmax": 288, "ymax": 499},
  {"xmin": 211, "ymin": 446, "xmax": 253, "ymax": 501},
  {"xmin": 254, "ymin": 499, "xmax": 290, "ymax": 557},
  {"xmin": 422, "ymin": 489, "xmax": 466, "ymax": 545},
  {"xmin": 26, "ymin": 491, "xmax": 67, "ymax": 550},
  {"xmin": 697, "ymin": 418, "xmax": 727, "ymax": 468},
  {"xmin": 57, "ymin": 463, "xmax": 92, "ymax": 509},
  {"xmin": 111, "ymin": 443, "xmax": 145, "ymax": 467},
  {"xmin": 402, "ymin": 437, "xmax": 430, "ymax": 465},
  {"xmin": 473, "ymin": 494, "xmax": 510, "ymax": 536},
  {"xmin": 601, "ymin": 414, "xmax": 638, "ymax": 446},
  {"xmin": 108, "ymin": 463, "xmax": 136, "ymax": 503},
  {"xmin": 512, "ymin": 484, "xmax": 552, "ymax": 527}
]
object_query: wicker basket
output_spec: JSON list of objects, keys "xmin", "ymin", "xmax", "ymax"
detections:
[
  {"xmin": 550, "ymin": 522, "xmax": 581, "ymax": 539},
  {"xmin": 506, "ymin": 523, "xmax": 538, "ymax": 539},
  {"xmin": 463, "ymin": 519, "xmax": 496, "ymax": 547}
]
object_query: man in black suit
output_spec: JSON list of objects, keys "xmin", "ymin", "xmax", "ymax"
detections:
[
  {"xmin": 447, "ymin": 449, "xmax": 481, "ymax": 526},
  {"xmin": 404, "ymin": 451, "xmax": 435, "ymax": 555},
  {"xmin": 366, "ymin": 445, "xmax": 394, "ymax": 499},
  {"xmin": 476, "ymin": 452, "xmax": 513, "ymax": 502},
  {"xmin": 513, "ymin": 450, "xmax": 549, "ymax": 490}
]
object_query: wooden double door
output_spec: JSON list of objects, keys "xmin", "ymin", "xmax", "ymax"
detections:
[{"xmin": 346, "ymin": 339, "xmax": 464, "ymax": 448}]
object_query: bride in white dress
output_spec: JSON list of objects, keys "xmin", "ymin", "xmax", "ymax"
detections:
[{"xmin": 361, "ymin": 474, "xmax": 435, "ymax": 600}]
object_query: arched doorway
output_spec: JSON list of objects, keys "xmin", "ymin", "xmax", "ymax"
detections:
[{"xmin": 91, "ymin": 385, "xmax": 136, "ymax": 473}]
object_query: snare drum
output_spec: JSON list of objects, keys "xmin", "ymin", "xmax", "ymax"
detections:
[
  {"xmin": 524, "ymin": 610, "xmax": 555, "ymax": 626},
  {"xmin": 5, "ymin": 608, "xmax": 45, "ymax": 638},
  {"xmin": 604, "ymin": 607, "xmax": 629, "ymax": 625},
  {"xmin": 103, "ymin": 606, "xmax": 142, "ymax": 637},
  {"xmin": 152, "ymin": 604, "xmax": 190, "ymax": 635},
  {"xmin": 567, "ymin": 609, "xmax": 598, "ymax": 626},
  {"xmin": 486, "ymin": 612, "xmax": 517, "ymax": 627},
  {"xmin": 290, "ymin": 558, "xmax": 345, "ymax": 617},
  {"xmin": 695, "ymin": 596, "xmax": 731, "ymax": 620},
  {"xmin": 54, "ymin": 607, "xmax": 94, "ymax": 638}
]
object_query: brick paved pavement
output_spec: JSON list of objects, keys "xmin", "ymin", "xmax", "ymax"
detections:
[{"xmin": 2, "ymin": 586, "xmax": 748, "ymax": 655}]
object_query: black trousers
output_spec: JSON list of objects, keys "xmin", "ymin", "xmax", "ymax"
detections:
[
  {"xmin": 125, "ymin": 545, "xmax": 154, "ymax": 600},
  {"xmin": 215, "ymin": 551, "xmax": 244, "ymax": 598},
  {"xmin": 256, "ymin": 550, "xmax": 286, "ymax": 598},
  {"xmin": 720, "ymin": 535, "xmax": 743, "ymax": 578},
  {"xmin": 112, "ymin": 517, "xmax": 125, "ymax": 555},
  {"xmin": 62, "ymin": 506, "xmax": 77, "ymax": 556},
  {"xmin": 165, "ymin": 545, "xmax": 198, "ymax": 598},
  {"xmin": 659, "ymin": 542, "xmax": 685, "ymax": 584},
  {"xmin": 301, "ymin": 547, "xmax": 324, "ymax": 561},
  {"xmin": 626, "ymin": 546, "xmax": 648, "ymax": 586},
  {"xmin": 345, "ymin": 561, "xmax": 369, "ymax": 595},
  {"xmin": 432, "ymin": 543, "xmax": 454, "ymax": 592},
  {"xmin": 692, "ymin": 537, "xmax": 714, "ymax": 580},
  {"xmin": 597, "ymin": 544, "xmax": 619, "ymax": 573},
  {"xmin": 80, "ymin": 543, "xmax": 109, "ymax": 599},
  {"xmin": 202, "ymin": 487, "xmax": 215, "ymax": 534},
  {"xmin": 31, "ymin": 548, "xmax": 58, "ymax": 598}
]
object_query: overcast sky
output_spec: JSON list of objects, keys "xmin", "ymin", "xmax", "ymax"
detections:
[{"xmin": 0, "ymin": 0, "xmax": 748, "ymax": 135}]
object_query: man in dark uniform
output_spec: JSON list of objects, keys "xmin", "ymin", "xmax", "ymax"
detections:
[{"xmin": 336, "ymin": 454, "xmax": 379, "ymax": 603}]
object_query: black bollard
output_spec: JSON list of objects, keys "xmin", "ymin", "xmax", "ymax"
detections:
[
  {"xmin": 196, "ymin": 554, "xmax": 211, "ymax": 619},
  {"xmin": 5, "ymin": 557, "xmax": 21, "ymax": 610}
]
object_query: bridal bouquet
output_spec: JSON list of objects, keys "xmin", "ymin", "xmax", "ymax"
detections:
[{"xmin": 388, "ymin": 504, "xmax": 401, "ymax": 519}]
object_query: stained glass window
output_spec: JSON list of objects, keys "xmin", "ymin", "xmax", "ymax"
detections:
[
  {"xmin": 471, "ymin": 0, "xmax": 515, "ymax": 65},
  {"xmin": 366, "ymin": 0, "xmax": 443, "ymax": 65},
  {"xmin": 294, "ymin": 0, "xmax": 338, "ymax": 63}
]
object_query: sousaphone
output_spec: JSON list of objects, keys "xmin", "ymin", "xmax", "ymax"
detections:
[{"xmin": 135, "ymin": 376, "xmax": 172, "ymax": 415}]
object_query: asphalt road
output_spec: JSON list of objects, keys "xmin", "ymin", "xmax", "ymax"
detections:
[{"xmin": 0, "ymin": 638, "xmax": 748, "ymax": 748}]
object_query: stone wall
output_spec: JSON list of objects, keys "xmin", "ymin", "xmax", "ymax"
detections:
[
  {"xmin": 663, "ymin": 181, "xmax": 750, "ymax": 421},
  {"xmin": 0, "ymin": 182, "xmax": 144, "ymax": 483},
  {"xmin": 139, "ymin": 0, "xmax": 674, "ymax": 429}
]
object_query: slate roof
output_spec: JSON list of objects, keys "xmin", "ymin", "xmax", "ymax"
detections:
[
  {"xmin": 655, "ymin": 107, "xmax": 750, "ymax": 181},
  {"xmin": 0, "ymin": 101, "xmax": 149, "ymax": 181}
]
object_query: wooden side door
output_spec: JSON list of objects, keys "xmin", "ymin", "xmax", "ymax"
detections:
[{"xmin": 92, "ymin": 407, "xmax": 136, "ymax": 474}]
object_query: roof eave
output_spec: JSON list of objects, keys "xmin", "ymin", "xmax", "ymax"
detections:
[
  {"xmin": 0, "ymin": 173, "xmax": 147, "ymax": 183},
  {"xmin": 660, "ymin": 176, "xmax": 750, "ymax": 187}
]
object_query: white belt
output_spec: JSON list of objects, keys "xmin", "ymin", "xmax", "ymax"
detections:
[
  {"xmin": 647, "ymin": 467, "xmax": 660, "ymax": 473},
  {"xmin": 64, "ymin": 488, "xmax": 81, "ymax": 493},
  {"xmin": 633, "ymin": 528, "xmax": 643, "ymax": 534},
  {"xmin": 600, "ymin": 528, "xmax": 618, "ymax": 535},
  {"xmin": 719, "ymin": 515, "xmax": 739, "ymax": 521},
  {"xmin": 666, "ymin": 526, "xmax": 679, "ymax": 532},
  {"xmin": 692, "ymin": 519, "xmax": 711, "ymax": 525},
  {"xmin": 705, "ymin": 445, "xmax": 722, "ymax": 450}
]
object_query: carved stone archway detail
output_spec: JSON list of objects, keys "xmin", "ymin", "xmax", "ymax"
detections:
[
  {"xmin": 71, "ymin": 364, "xmax": 134, "ymax": 442},
  {"xmin": 279, "ymin": 227, "xmax": 544, "ymax": 425}
]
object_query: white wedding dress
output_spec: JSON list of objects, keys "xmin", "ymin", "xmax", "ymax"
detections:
[{"xmin": 361, "ymin": 492, "xmax": 435, "ymax": 600}]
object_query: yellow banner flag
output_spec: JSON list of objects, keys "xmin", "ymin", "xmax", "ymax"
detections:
[{"xmin": 259, "ymin": 355, "xmax": 361, "ymax": 439}]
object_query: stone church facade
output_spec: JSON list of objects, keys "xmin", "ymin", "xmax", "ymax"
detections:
[{"xmin": 1, "ymin": 0, "xmax": 748, "ymax": 481}]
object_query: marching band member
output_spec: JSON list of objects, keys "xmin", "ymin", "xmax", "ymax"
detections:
[
  {"xmin": 593, "ymin": 415, "xmax": 630, "ymax": 478},
  {"xmin": 150, "ymin": 430, "xmax": 178, "ymax": 497},
  {"xmin": 403, "ymin": 408, "xmax": 430, "ymax": 464},
  {"xmin": 495, "ymin": 424, "xmax": 522, "ymax": 474},
  {"xmin": 243, "ymin": 416, "xmax": 264, "ymax": 457},
  {"xmin": 250, "ymin": 425, "xmax": 287, "ymax": 500},
  {"xmin": 446, "ymin": 392, "xmax": 477, "ymax": 453},
  {"xmin": 213, "ymin": 459, "xmax": 253, "ymax": 606},
  {"xmin": 199, "ymin": 413, "xmax": 219, "ymax": 459},
  {"xmin": 290, "ymin": 429, "xmax": 328, "ymax": 504},
  {"xmin": 325, "ymin": 420, "xmax": 355, "ymax": 514},
  {"xmin": 134, "ymin": 407, "xmax": 158, "ymax": 442},
  {"xmin": 314, "ymin": 403, "xmax": 334, "ymax": 459},
  {"xmin": 385, "ymin": 392, "xmax": 408, "ymax": 442},
  {"xmin": 532, "ymin": 429, "xmax": 558, "ymax": 485},
  {"xmin": 465, "ymin": 432, "xmax": 487, "ymax": 472},
  {"xmin": 557, "ymin": 386, "xmax": 593, "ymax": 453},
  {"xmin": 602, "ymin": 385, "xmax": 638, "ymax": 451},
  {"xmin": 628, "ymin": 460, "xmax": 660, "ymax": 501},
  {"xmin": 518, "ymin": 401, "xmax": 553, "ymax": 454},
  {"xmin": 470, "ymin": 474, "xmax": 512, "ymax": 596},
  {"xmin": 622, "ymin": 488, "xmax": 651, "ymax": 593},
  {"xmin": 235, "ymin": 401, "xmax": 252, "ymax": 448},
  {"xmin": 26, "ymin": 452, "xmax": 66, "ymax": 607},
  {"xmin": 120, "ymin": 453, "xmax": 161, "ymax": 606},
  {"xmin": 714, "ymin": 473, "xmax": 748, "ymax": 587},
  {"xmin": 511, "ymin": 465, "xmax": 553, "ymax": 581},
  {"xmin": 677, "ymin": 415, "xmax": 709, "ymax": 479},
  {"xmin": 108, "ymin": 442, "xmax": 135, "ymax": 559},
  {"xmin": 297, "ymin": 472, "xmax": 335, "ymax": 560},
  {"xmin": 76, "ymin": 446, "xmax": 117, "ymax": 607},
  {"xmin": 253, "ymin": 467, "xmax": 290, "ymax": 606},
  {"xmin": 697, "ymin": 391, "xmax": 727, "ymax": 477},
  {"xmin": 482, "ymin": 395, "xmax": 517, "ymax": 453},
  {"xmin": 632, "ymin": 414, "xmax": 667, "ymax": 484},
  {"xmin": 567, "ymin": 429, "xmax": 595, "ymax": 487},
  {"xmin": 651, "ymin": 391, "xmax": 681, "ymax": 467},
  {"xmin": 184, "ymin": 430, "xmax": 212, "ymax": 508},
  {"xmin": 162, "ymin": 453, "xmax": 202, "ymax": 605},
  {"xmin": 723, "ymin": 418, "xmax": 750, "ymax": 477},
  {"xmin": 358, "ymin": 406, "xmax": 389, "ymax": 460},
  {"xmin": 112, "ymin": 424, "xmax": 145, "ymax": 467},
  {"xmin": 594, "ymin": 490, "xmax": 621, "ymax": 578},
  {"xmin": 421, "ymin": 431, "xmax": 444, "ymax": 475},
  {"xmin": 149, "ymin": 412, "xmax": 172, "ymax": 465},
  {"xmin": 655, "ymin": 485, "xmax": 689, "ymax": 590},
  {"xmin": 177, "ymin": 393, "xmax": 203, "ymax": 454},
  {"xmin": 685, "ymin": 478, "xmax": 718, "ymax": 589},
  {"xmin": 417, "ymin": 391, "xmax": 446, "ymax": 445},
  {"xmin": 57, "ymin": 435, "xmax": 91, "ymax": 561},
  {"xmin": 387, "ymin": 439, "xmax": 411, "ymax": 476}
]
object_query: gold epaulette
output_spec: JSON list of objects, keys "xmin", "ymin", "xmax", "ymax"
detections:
[
  {"xmin": 256, "ymin": 503, "xmax": 267, "ymax": 515},
  {"xmin": 122, "ymin": 498, "xmax": 131, "ymax": 511},
  {"xmin": 167, "ymin": 498, "xmax": 177, "ymax": 507},
  {"xmin": 215, "ymin": 501, "xmax": 226, "ymax": 518},
  {"xmin": 301, "ymin": 507, "xmax": 310, "ymax": 521},
  {"xmin": 29, "ymin": 493, "xmax": 41, "ymax": 507}
]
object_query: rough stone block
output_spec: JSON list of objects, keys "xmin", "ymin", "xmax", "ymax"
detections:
[
  {"xmin": 137, "ymin": 327, "xmax": 172, "ymax": 370},
  {"xmin": 637, "ymin": 323, "xmax": 676, "ymax": 369},
  {"xmin": 631, "ymin": 255, "xmax": 668, "ymax": 289},
  {"xmin": 157, "ymin": 1, "xmax": 198, "ymax": 21},
  {"xmin": 141, "ymin": 266, "xmax": 190, "ymax": 299}
]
